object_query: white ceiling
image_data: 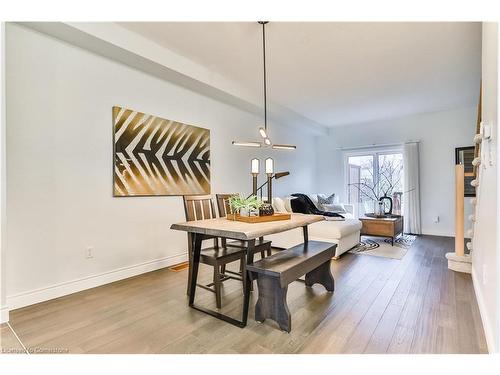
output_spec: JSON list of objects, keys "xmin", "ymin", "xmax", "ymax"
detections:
[{"xmin": 118, "ymin": 22, "xmax": 482, "ymax": 127}]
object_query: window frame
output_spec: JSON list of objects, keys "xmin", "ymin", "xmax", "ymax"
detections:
[{"xmin": 343, "ymin": 146, "xmax": 404, "ymax": 212}]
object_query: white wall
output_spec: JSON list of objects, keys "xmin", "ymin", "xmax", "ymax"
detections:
[
  {"xmin": 316, "ymin": 107, "xmax": 477, "ymax": 237},
  {"xmin": 471, "ymin": 22, "xmax": 498, "ymax": 354},
  {"xmin": 5, "ymin": 23, "xmax": 317, "ymax": 309},
  {"xmin": 0, "ymin": 22, "xmax": 8, "ymax": 323}
]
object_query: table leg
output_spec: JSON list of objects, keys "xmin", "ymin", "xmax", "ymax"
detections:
[
  {"xmin": 188, "ymin": 233, "xmax": 202, "ymax": 306},
  {"xmin": 242, "ymin": 239, "xmax": 256, "ymax": 326},
  {"xmin": 186, "ymin": 233, "xmax": 193, "ymax": 295}
]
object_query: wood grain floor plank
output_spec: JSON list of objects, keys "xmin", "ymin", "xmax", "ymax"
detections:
[
  {"xmin": 386, "ymin": 238, "xmax": 434, "ymax": 353},
  {"xmin": 364, "ymin": 237, "xmax": 431, "ymax": 353},
  {"xmin": 6, "ymin": 235, "xmax": 487, "ymax": 354},
  {"xmin": 296, "ymin": 258, "xmax": 397, "ymax": 353},
  {"xmin": 410, "ymin": 252, "xmax": 446, "ymax": 353},
  {"xmin": 1, "ymin": 324, "xmax": 26, "ymax": 354},
  {"xmin": 342, "ymin": 246, "xmax": 418, "ymax": 353}
]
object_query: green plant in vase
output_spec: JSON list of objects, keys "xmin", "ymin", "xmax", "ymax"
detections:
[{"xmin": 228, "ymin": 194, "xmax": 263, "ymax": 217}]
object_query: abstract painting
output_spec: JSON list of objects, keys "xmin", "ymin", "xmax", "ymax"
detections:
[{"xmin": 113, "ymin": 106, "xmax": 210, "ymax": 196}]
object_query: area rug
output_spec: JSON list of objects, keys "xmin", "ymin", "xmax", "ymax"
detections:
[{"xmin": 348, "ymin": 234, "xmax": 416, "ymax": 260}]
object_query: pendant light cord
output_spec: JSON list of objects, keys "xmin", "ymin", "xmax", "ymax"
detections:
[
  {"xmin": 262, "ymin": 22, "xmax": 268, "ymax": 132},
  {"xmin": 232, "ymin": 22, "xmax": 296, "ymax": 150}
]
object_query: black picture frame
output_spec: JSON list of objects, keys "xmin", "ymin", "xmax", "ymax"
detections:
[{"xmin": 455, "ymin": 146, "xmax": 476, "ymax": 197}]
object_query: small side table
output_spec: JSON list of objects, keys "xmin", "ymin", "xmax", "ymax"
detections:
[{"xmin": 359, "ymin": 215, "xmax": 404, "ymax": 246}]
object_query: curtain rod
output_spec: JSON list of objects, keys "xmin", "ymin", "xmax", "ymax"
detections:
[{"xmin": 335, "ymin": 140, "xmax": 420, "ymax": 151}]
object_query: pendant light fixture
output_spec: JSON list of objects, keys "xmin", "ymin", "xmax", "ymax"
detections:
[{"xmin": 232, "ymin": 21, "xmax": 297, "ymax": 150}]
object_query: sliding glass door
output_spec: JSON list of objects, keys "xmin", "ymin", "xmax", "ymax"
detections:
[
  {"xmin": 345, "ymin": 149, "xmax": 404, "ymax": 217},
  {"xmin": 347, "ymin": 155, "xmax": 374, "ymax": 217},
  {"xmin": 377, "ymin": 153, "xmax": 404, "ymax": 215}
]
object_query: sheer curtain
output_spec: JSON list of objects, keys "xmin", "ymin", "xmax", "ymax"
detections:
[{"xmin": 403, "ymin": 142, "xmax": 421, "ymax": 234}]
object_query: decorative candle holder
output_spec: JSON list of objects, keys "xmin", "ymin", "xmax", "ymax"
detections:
[
  {"xmin": 251, "ymin": 158, "xmax": 260, "ymax": 196},
  {"xmin": 265, "ymin": 157, "xmax": 274, "ymax": 203}
]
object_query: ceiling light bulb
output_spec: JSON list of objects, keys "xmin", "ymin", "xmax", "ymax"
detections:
[
  {"xmin": 264, "ymin": 138, "xmax": 272, "ymax": 146},
  {"xmin": 232, "ymin": 141, "xmax": 262, "ymax": 148},
  {"xmin": 259, "ymin": 127, "xmax": 268, "ymax": 138},
  {"xmin": 272, "ymin": 144, "xmax": 296, "ymax": 150}
]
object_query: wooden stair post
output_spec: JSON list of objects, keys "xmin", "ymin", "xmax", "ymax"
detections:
[
  {"xmin": 445, "ymin": 149, "xmax": 472, "ymax": 273},
  {"xmin": 445, "ymin": 82, "xmax": 481, "ymax": 274},
  {"xmin": 455, "ymin": 164, "xmax": 465, "ymax": 257}
]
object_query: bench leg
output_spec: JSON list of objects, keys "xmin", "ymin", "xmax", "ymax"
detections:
[
  {"xmin": 255, "ymin": 275, "xmax": 291, "ymax": 333},
  {"xmin": 305, "ymin": 260, "xmax": 335, "ymax": 292}
]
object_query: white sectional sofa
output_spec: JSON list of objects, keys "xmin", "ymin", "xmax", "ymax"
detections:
[{"xmin": 267, "ymin": 195, "xmax": 362, "ymax": 258}]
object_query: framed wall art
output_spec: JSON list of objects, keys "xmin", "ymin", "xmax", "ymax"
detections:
[{"xmin": 113, "ymin": 106, "xmax": 210, "ymax": 196}]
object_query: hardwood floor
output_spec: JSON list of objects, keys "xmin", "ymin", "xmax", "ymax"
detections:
[
  {"xmin": 1, "ymin": 324, "xmax": 26, "ymax": 354},
  {"xmin": 4, "ymin": 235, "xmax": 488, "ymax": 354}
]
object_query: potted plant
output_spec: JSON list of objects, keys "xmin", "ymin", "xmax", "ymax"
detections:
[{"xmin": 228, "ymin": 194, "xmax": 263, "ymax": 217}]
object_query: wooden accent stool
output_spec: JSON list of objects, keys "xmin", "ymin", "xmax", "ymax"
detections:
[
  {"xmin": 183, "ymin": 195, "xmax": 247, "ymax": 308},
  {"xmin": 247, "ymin": 241, "xmax": 336, "ymax": 332}
]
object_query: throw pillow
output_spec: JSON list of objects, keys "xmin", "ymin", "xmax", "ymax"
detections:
[
  {"xmin": 317, "ymin": 193, "xmax": 335, "ymax": 210},
  {"xmin": 307, "ymin": 194, "xmax": 321, "ymax": 209},
  {"xmin": 284, "ymin": 196, "xmax": 296, "ymax": 213},
  {"xmin": 272, "ymin": 197, "xmax": 287, "ymax": 213},
  {"xmin": 322, "ymin": 203, "xmax": 347, "ymax": 214}
]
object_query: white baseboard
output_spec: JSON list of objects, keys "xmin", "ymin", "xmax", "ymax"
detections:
[
  {"xmin": 7, "ymin": 252, "xmax": 188, "ymax": 310},
  {"xmin": 420, "ymin": 230, "xmax": 472, "ymax": 239},
  {"xmin": 471, "ymin": 267, "xmax": 496, "ymax": 353},
  {"xmin": 421, "ymin": 230, "xmax": 454, "ymax": 237},
  {"xmin": 0, "ymin": 306, "xmax": 9, "ymax": 323}
]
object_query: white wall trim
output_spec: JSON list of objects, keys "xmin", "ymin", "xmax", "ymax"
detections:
[
  {"xmin": 0, "ymin": 306, "xmax": 9, "ymax": 323},
  {"xmin": 420, "ymin": 230, "xmax": 454, "ymax": 238},
  {"xmin": 7, "ymin": 252, "xmax": 187, "ymax": 310},
  {"xmin": 472, "ymin": 267, "xmax": 496, "ymax": 353},
  {"xmin": 419, "ymin": 230, "xmax": 471, "ymax": 238}
]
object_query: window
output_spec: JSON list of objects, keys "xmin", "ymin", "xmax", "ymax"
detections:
[{"xmin": 345, "ymin": 148, "xmax": 404, "ymax": 218}]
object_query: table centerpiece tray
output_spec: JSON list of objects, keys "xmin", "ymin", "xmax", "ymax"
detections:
[{"xmin": 226, "ymin": 213, "xmax": 291, "ymax": 223}]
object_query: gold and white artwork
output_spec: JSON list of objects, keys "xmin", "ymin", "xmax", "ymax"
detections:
[{"xmin": 113, "ymin": 106, "xmax": 210, "ymax": 196}]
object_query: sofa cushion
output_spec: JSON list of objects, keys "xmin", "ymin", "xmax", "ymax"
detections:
[
  {"xmin": 322, "ymin": 202, "xmax": 347, "ymax": 214},
  {"xmin": 309, "ymin": 219, "xmax": 362, "ymax": 239},
  {"xmin": 264, "ymin": 216, "xmax": 362, "ymax": 256}
]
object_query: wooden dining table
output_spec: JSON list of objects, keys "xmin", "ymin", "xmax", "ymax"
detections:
[{"xmin": 170, "ymin": 213, "xmax": 324, "ymax": 327}]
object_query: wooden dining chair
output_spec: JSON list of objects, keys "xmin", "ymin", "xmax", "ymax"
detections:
[
  {"xmin": 183, "ymin": 195, "xmax": 246, "ymax": 309},
  {"xmin": 216, "ymin": 193, "xmax": 273, "ymax": 259}
]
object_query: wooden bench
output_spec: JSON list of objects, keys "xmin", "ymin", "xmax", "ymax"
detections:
[{"xmin": 247, "ymin": 241, "xmax": 336, "ymax": 332}]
